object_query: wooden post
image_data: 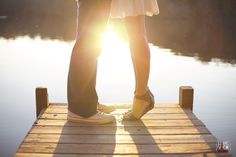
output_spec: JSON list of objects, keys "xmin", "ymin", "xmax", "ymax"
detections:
[
  {"xmin": 35, "ymin": 87, "xmax": 48, "ymax": 118},
  {"xmin": 179, "ymin": 86, "xmax": 194, "ymax": 111}
]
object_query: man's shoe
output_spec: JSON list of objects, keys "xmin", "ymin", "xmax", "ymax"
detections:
[
  {"xmin": 67, "ymin": 110, "xmax": 115, "ymax": 124},
  {"xmin": 98, "ymin": 103, "xmax": 116, "ymax": 113}
]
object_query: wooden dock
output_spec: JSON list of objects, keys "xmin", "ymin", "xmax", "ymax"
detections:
[{"xmin": 15, "ymin": 86, "xmax": 231, "ymax": 157}]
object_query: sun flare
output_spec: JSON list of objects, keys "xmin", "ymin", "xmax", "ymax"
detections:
[
  {"xmin": 98, "ymin": 25, "xmax": 134, "ymax": 82},
  {"xmin": 100, "ymin": 26, "xmax": 130, "ymax": 62},
  {"xmin": 102, "ymin": 26, "xmax": 127, "ymax": 53}
]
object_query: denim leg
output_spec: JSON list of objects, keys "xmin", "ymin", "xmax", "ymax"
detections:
[{"xmin": 67, "ymin": 0, "xmax": 111, "ymax": 117}]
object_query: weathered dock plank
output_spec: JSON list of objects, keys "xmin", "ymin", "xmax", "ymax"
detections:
[
  {"xmin": 34, "ymin": 119, "xmax": 205, "ymax": 127},
  {"xmin": 15, "ymin": 153, "xmax": 232, "ymax": 157},
  {"xmin": 14, "ymin": 86, "xmax": 232, "ymax": 156},
  {"xmin": 23, "ymin": 134, "xmax": 217, "ymax": 144},
  {"xmin": 44, "ymin": 106, "xmax": 192, "ymax": 114},
  {"xmin": 40, "ymin": 112, "xmax": 198, "ymax": 120},
  {"xmin": 29, "ymin": 125, "xmax": 211, "ymax": 135},
  {"xmin": 16, "ymin": 153, "xmax": 230, "ymax": 157},
  {"xmin": 16, "ymin": 104, "xmax": 220, "ymax": 156},
  {"xmin": 17, "ymin": 142, "xmax": 217, "ymax": 154}
]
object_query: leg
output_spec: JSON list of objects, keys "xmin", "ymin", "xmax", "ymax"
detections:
[
  {"xmin": 67, "ymin": 0, "xmax": 111, "ymax": 117},
  {"xmin": 124, "ymin": 15, "xmax": 150, "ymax": 96},
  {"xmin": 123, "ymin": 16, "xmax": 154, "ymax": 120}
]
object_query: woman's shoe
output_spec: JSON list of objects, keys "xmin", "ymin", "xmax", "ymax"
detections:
[{"xmin": 123, "ymin": 89, "xmax": 154, "ymax": 120}]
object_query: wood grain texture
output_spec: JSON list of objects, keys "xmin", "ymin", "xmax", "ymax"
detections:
[
  {"xmin": 35, "ymin": 87, "xmax": 48, "ymax": 117},
  {"xmin": 44, "ymin": 107, "xmax": 192, "ymax": 114},
  {"xmin": 18, "ymin": 143, "xmax": 217, "ymax": 154},
  {"xmin": 15, "ymin": 153, "xmax": 233, "ymax": 157},
  {"xmin": 40, "ymin": 112, "xmax": 198, "ymax": 120},
  {"xmin": 34, "ymin": 119, "xmax": 205, "ymax": 127},
  {"xmin": 24, "ymin": 134, "xmax": 217, "ymax": 144},
  {"xmin": 15, "ymin": 104, "xmax": 232, "ymax": 156},
  {"xmin": 30, "ymin": 126, "xmax": 211, "ymax": 135}
]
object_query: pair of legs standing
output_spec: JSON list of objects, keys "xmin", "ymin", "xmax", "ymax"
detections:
[{"xmin": 67, "ymin": 0, "xmax": 153, "ymax": 122}]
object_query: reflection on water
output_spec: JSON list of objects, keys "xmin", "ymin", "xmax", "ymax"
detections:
[
  {"xmin": 0, "ymin": 0, "xmax": 236, "ymax": 64},
  {"xmin": 0, "ymin": 36, "xmax": 236, "ymax": 157}
]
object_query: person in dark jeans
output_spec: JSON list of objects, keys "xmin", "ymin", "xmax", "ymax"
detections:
[{"xmin": 67, "ymin": 0, "xmax": 115, "ymax": 124}]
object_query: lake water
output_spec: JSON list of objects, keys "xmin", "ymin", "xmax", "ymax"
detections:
[{"xmin": 0, "ymin": 35, "xmax": 236, "ymax": 157}]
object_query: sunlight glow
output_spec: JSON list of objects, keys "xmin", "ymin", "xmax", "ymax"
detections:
[
  {"xmin": 102, "ymin": 27, "xmax": 127, "ymax": 54},
  {"xmin": 97, "ymin": 27, "xmax": 135, "ymax": 102},
  {"xmin": 100, "ymin": 26, "xmax": 131, "ymax": 68}
]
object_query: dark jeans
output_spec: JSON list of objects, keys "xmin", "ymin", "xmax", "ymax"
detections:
[{"xmin": 67, "ymin": 0, "xmax": 111, "ymax": 117}]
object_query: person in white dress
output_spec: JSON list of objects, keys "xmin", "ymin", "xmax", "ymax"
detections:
[{"xmin": 110, "ymin": 0, "xmax": 159, "ymax": 120}]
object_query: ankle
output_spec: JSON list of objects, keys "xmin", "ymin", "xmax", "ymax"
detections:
[{"xmin": 135, "ymin": 87, "xmax": 149, "ymax": 96}]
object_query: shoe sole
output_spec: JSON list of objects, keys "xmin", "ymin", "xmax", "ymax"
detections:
[{"xmin": 67, "ymin": 115, "xmax": 115, "ymax": 125}]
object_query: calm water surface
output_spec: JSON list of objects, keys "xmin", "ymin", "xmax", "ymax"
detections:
[{"xmin": 0, "ymin": 36, "xmax": 236, "ymax": 156}]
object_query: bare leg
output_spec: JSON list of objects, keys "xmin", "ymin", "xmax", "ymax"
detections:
[
  {"xmin": 123, "ymin": 15, "xmax": 154, "ymax": 120},
  {"xmin": 124, "ymin": 15, "xmax": 150, "ymax": 96}
]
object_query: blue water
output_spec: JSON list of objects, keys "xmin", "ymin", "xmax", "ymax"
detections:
[{"xmin": 0, "ymin": 36, "xmax": 236, "ymax": 156}]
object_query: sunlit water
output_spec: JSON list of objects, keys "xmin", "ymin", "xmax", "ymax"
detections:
[{"xmin": 0, "ymin": 34, "xmax": 236, "ymax": 156}]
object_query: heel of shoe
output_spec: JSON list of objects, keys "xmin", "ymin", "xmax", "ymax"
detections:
[{"xmin": 132, "ymin": 89, "xmax": 155, "ymax": 119}]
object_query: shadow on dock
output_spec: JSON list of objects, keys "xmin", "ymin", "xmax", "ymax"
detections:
[
  {"xmin": 122, "ymin": 119, "xmax": 162, "ymax": 155},
  {"xmin": 52, "ymin": 121, "xmax": 117, "ymax": 156}
]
